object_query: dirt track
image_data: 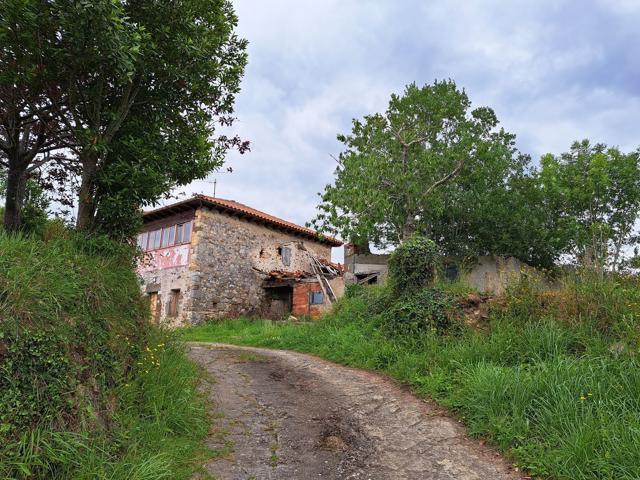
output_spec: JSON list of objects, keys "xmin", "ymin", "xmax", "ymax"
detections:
[{"xmin": 188, "ymin": 342, "xmax": 522, "ymax": 480}]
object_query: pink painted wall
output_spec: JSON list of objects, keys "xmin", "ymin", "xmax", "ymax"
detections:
[{"xmin": 137, "ymin": 244, "xmax": 190, "ymax": 273}]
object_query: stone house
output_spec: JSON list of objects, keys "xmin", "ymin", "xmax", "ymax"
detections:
[{"xmin": 137, "ymin": 195, "xmax": 343, "ymax": 326}]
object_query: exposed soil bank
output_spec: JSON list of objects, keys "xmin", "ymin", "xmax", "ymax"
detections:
[{"xmin": 188, "ymin": 342, "xmax": 522, "ymax": 480}]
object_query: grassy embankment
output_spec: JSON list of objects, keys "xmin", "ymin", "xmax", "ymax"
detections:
[
  {"xmin": 0, "ymin": 230, "xmax": 213, "ymax": 480},
  {"xmin": 182, "ymin": 275, "xmax": 640, "ymax": 480}
]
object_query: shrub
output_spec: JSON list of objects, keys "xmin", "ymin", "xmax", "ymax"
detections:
[
  {"xmin": 388, "ymin": 235, "xmax": 437, "ymax": 294},
  {"xmin": 344, "ymin": 283, "xmax": 365, "ymax": 298},
  {"xmin": 503, "ymin": 269, "xmax": 640, "ymax": 345},
  {"xmin": 381, "ymin": 287, "xmax": 458, "ymax": 336}
]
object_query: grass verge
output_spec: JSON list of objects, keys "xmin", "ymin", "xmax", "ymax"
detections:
[
  {"xmin": 2, "ymin": 328, "xmax": 212, "ymax": 480},
  {"xmin": 0, "ymin": 231, "xmax": 213, "ymax": 479}
]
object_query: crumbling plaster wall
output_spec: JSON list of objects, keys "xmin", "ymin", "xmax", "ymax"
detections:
[
  {"xmin": 139, "ymin": 264, "xmax": 190, "ymax": 328},
  {"xmin": 252, "ymin": 240, "xmax": 316, "ymax": 273},
  {"xmin": 460, "ymin": 256, "xmax": 523, "ymax": 295},
  {"xmin": 184, "ymin": 206, "xmax": 332, "ymax": 324}
]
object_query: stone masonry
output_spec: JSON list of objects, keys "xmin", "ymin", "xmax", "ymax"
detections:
[
  {"xmin": 137, "ymin": 196, "xmax": 341, "ymax": 326},
  {"xmin": 186, "ymin": 206, "xmax": 332, "ymax": 324}
]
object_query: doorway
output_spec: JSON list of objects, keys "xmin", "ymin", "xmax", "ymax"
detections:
[{"xmin": 148, "ymin": 292, "xmax": 161, "ymax": 324}]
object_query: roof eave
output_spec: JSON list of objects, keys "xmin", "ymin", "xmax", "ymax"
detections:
[{"xmin": 141, "ymin": 196, "xmax": 342, "ymax": 247}]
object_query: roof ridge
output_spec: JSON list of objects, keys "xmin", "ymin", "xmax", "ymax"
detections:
[{"xmin": 144, "ymin": 194, "xmax": 342, "ymax": 247}]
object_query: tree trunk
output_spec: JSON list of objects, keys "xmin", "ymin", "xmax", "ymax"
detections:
[
  {"xmin": 402, "ymin": 212, "xmax": 416, "ymax": 241},
  {"xmin": 76, "ymin": 152, "xmax": 98, "ymax": 230},
  {"xmin": 3, "ymin": 161, "xmax": 28, "ymax": 232}
]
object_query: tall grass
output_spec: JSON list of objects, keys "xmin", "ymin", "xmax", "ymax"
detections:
[
  {"xmin": 182, "ymin": 275, "xmax": 640, "ymax": 480},
  {"xmin": 1, "ymin": 330, "xmax": 210, "ymax": 480},
  {"xmin": 0, "ymin": 232, "xmax": 210, "ymax": 479}
]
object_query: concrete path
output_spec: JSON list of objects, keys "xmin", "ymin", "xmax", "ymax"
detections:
[{"xmin": 188, "ymin": 342, "xmax": 523, "ymax": 480}]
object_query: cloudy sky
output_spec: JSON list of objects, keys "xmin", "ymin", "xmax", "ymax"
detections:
[{"xmin": 178, "ymin": 0, "xmax": 640, "ymax": 258}]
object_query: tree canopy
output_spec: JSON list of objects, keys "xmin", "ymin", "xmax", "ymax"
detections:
[
  {"xmin": 311, "ymin": 80, "xmax": 520, "ymax": 251},
  {"xmin": 538, "ymin": 140, "xmax": 640, "ymax": 271},
  {"xmin": 312, "ymin": 82, "xmax": 640, "ymax": 270},
  {"xmin": 0, "ymin": 0, "xmax": 247, "ymax": 234}
]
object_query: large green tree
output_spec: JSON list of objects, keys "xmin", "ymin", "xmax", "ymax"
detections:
[
  {"xmin": 538, "ymin": 140, "xmax": 640, "ymax": 271},
  {"xmin": 0, "ymin": 0, "xmax": 69, "ymax": 231},
  {"xmin": 312, "ymin": 80, "xmax": 518, "ymax": 250},
  {"xmin": 89, "ymin": 0, "xmax": 248, "ymax": 238},
  {"xmin": 32, "ymin": 0, "xmax": 246, "ymax": 231}
]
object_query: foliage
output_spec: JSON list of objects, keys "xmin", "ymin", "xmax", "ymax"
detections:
[
  {"xmin": 538, "ymin": 140, "xmax": 640, "ymax": 271},
  {"xmin": 90, "ymin": 0, "xmax": 249, "ymax": 238},
  {"xmin": 1, "ymin": 0, "xmax": 247, "ymax": 234},
  {"xmin": 311, "ymin": 80, "xmax": 519, "ymax": 247},
  {"xmin": 0, "ymin": 0, "xmax": 68, "ymax": 231},
  {"xmin": 381, "ymin": 287, "xmax": 457, "ymax": 336},
  {"xmin": 0, "ymin": 171, "xmax": 50, "ymax": 234},
  {"xmin": 388, "ymin": 235, "xmax": 437, "ymax": 293},
  {"xmin": 0, "ymin": 234, "xmax": 210, "ymax": 478},
  {"xmin": 183, "ymin": 273, "xmax": 640, "ymax": 480}
]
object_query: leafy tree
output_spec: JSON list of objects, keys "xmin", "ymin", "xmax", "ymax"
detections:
[
  {"xmin": 538, "ymin": 140, "xmax": 640, "ymax": 271},
  {"xmin": 0, "ymin": 0, "xmax": 68, "ymax": 231},
  {"xmin": 0, "ymin": 170, "xmax": 50, "ymax": 234},
  {"xmin": 312, "ymin": 80, "xmax": 517, "ymax": 249},
  {"xmin": 90, "ymin": 0, "xmax": 248, "ymax": 239},
  {"xmin": 425, "ymin": 154, "xmax": 570, "ymax": 269},
  {"xmin": 36, "ymin": 0, "xmax": 246, "ymax": 231},
  {"xmin": 42, "ymin": 0, "xmax": 145, "ymax": 230}
]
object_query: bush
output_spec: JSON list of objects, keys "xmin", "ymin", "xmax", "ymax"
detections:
[
  {"xmin": 388, "ymin": 235, "xmax": 437, "ymax": 294},
  {"xmin": 503, "ymin": 269, "xmax": 640, "ymax": 345},
  {"xmin": 381, "ymin": 287, "xmax": 458, "ymax": 336}
]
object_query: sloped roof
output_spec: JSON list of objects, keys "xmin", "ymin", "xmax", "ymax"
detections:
[{"xmin": 142, "ymin": 194, "xmax": 342, "ymax": 247}]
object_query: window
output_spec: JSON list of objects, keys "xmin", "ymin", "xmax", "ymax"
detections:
[
  {"xmin": 281, "ymin": 246, "xmax": 291, "ymax": 266},
  {"xmin": 149, "ymin": 229, "xmax": 161, "ymax": 250},
  {"xmin": 161, "ymin": 226, "xmax": 175, "ymax": 248},
  {"xmin": 175, "ymin": 223, "xmax": 184, "ymax": 244},
  {"xmin": 140, "ymin": 220, "xmax": 193, "ymax": 252},
  {"xmin": 137, "ymin": 232, "xmax": 148, "ymax": 249},
  {"xmin": 445, "ymin": 264, "xmax": 459, "ymax": 282},
  {"xmin": 167, "ymin": 289, "xmax": 181, "ymax": 317},
  {"xmin": 309, "ymin": 291, "xmax": 324, "ymax": 305},
  {"xmin": 175, "ymin": 221, "xmax": 191, "ymax": 244},
  {"xmin": 182, "ymin": 221, "xmax": 191, "ymax": 242}
]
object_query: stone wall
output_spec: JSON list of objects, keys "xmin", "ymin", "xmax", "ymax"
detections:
[
  {"xmin": 184, "ymin": 206, "xmax": 333, "ymax": 324},
  {"xmin": 139, "ymin": 263, "xmax": 191, "ymax": 328},
  {"xmin": 459, "ymin": 256, "xmax": 524, "ymax": 295},
  {"xmin": 344, "ymin": 249, "xmax": 528, "ymax": 295}
]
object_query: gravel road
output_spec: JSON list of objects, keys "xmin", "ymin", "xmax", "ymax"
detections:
[{"xmin": 188, "ymin": 342, "xmax": 523, "ymax": 480}]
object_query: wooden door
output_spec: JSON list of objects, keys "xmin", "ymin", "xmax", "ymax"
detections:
[{"xmin": 149, "ymin": 292, "xmax": 161, "ymax": 324}]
